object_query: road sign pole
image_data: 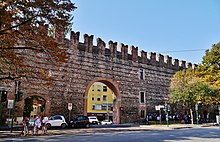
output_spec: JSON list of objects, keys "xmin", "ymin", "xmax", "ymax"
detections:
[
  {"xmin": 159, "ymin": 109, "xmax": 161, "ymax": 125},
  {"xmin": 165, "ymin": 101, "xmax": 169, "ymax": 127},
  {"xmin": 68, "ymin": 103, "xmax": 72, "ymax": 122}
]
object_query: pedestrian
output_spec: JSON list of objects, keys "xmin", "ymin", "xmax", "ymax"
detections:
[
  {"xmin": 42, "ymin": 115, "xmax": 49, "ymax": 134},
  {"xmin": 34, "ymin": 114, "xmax": 41, "ymax": 135},
  {"xmin": 21, "ymin": 116, "xmax": 30, "ymax": 135}
]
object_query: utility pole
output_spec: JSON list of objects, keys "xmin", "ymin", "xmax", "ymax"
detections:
[{"xmin": 164, "ymin": 95, "xmax": 169, "ymax": 127}]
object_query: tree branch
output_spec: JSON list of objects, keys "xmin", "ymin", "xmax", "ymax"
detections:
[{"xmin": 0, "ymin": 14, "xmax": 38, "ymax": 35}]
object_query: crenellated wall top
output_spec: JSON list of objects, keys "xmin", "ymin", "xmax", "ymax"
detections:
[{"xmin": 68, "ymin": 31, "xmax": 196, "ymax": 70}]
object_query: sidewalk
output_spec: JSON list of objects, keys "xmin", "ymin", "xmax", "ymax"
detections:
[{"xmin": 0, "ymin": 123, "xmax": 217, "ymax": 138}]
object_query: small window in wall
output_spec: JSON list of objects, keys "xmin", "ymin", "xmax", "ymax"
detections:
[
  {"xmin": 103, "ymin": 86, "xmax": 107, "ymax": 92},
  {"xmin": 139, "ymin": 92, "xmax": 145, "ymax": 104},
  {"xmin": 92, "ymin": 104, "xmax": 95, "ymax": 110},
  {"xmin": 97, "ymin": 95, "xmax": 101, "ymax": 101},
  {"xmin": 103, "ymin": 95, "xmax": 107, "ymax": 101},
  {"xmin": 97, "ymin": 85, "xmax": 101, "ymax": 92},
  {"xmin": 140, "ymin": 110, "xmax": 145, "ymax": 118},
  {"xmin": 92, "ymin": 85, "xmax": 94, "ymax": 91},
  {"xmin": 102, "ymin": 104, "xmax": 107, "ymax": 110},
  {"xmin": 92, "ymin": 94, "xmax": 94, "ymax": 101},
  {"xmin": 96, "ymin": 104, "xmax": 102, "ymax": 110},
  {"xmin": 139, "ymin": 69, "xmax": 144, "ymax": 80}
]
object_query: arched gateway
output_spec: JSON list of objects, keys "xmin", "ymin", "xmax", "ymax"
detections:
[
  {"xmin": 84, "ymin": 78, "xmax": 121, "ymax": 124},
  {"xmin": 0, "ymin": 30, "xmax": 193, "ymax": 124}
]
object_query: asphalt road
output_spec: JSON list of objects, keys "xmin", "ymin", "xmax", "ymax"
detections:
[{"xmin": 1, "ymin": 127, "xmax": 220, "ymax": 142}]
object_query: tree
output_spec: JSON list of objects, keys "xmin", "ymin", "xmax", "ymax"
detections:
[
  {"xmin": 23, "ymin": 97, "xmax": 33, "ymax": 117},
  {"xmin": 169, "ymin": 42, "xmax": 220, "ymax": 123},
  {"xmin": 197, "ymin": 42, "xmax": 220, "ymax": 90},
  {"xmin": 0, "ymin": 0, "xmax": 76, "ymax": 80},
  {"xmin": 170, "ymin": 69, "xmax": 218, "ymax": 105},
  {"xmin": 169, "ymin": 68, "xmax": 218, "ymax": 123}
]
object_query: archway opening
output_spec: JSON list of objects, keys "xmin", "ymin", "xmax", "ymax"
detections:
[
  {"xmin": 23, "ymin": 96, "xmax": 46, "ymax": 119},
  {"xmin": 87, "ymin": 82, "xmax": 116, "ymax": 121},
  {"xmin": 84, "ymin": 78, "xmax": 121, "ymax": 124}
]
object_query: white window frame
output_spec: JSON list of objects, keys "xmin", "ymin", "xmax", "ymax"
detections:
[
  {"xmin": 92, "ymin": 85, "xmax": 94, "ymax": 91},
  {"xmin": 97, "ymin": 95, "xmax": 101, "ymax": 101},
  {"xmin": 139, "ymin": 91, "xmax": 145, "ymax": 104},
  {"xmin": 92, "ymin": 94, "xmax": 94, "ymax": 101},
  {"xmin": 97, "ymin": 85, "xmax": 101, "ymax": 92}
]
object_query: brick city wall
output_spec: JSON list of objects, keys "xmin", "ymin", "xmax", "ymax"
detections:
[{"xmin": 2, "ymin": 30, "xmax": 196, "ymax": 124}]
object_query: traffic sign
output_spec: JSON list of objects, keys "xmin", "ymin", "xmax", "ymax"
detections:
[
  {"xmin": 7, "ymin": 100, "xmax": 14, "ymax": 109},
  {"xmin": 68, "ymin": 103, "xmax": 72, "ymax": 110},
  {"xmin": 164, "ymin": 96, "xmax": 169, "ymax": 101},
  {"xmin": 155, "ymin": 105, "xmax": 164, "ymax": 110}
]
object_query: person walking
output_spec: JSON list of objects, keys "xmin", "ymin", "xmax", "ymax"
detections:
[
  {"xmin": 34, "ymin": 114, "xmax": 41, "ymax": 135},
  {"xmin": 42, "ymin": 115, "xmax": 49, "ymax": 134},
  {"xmin": 21, "ymin": 116, "xmax": 30, "ymax": 136}
]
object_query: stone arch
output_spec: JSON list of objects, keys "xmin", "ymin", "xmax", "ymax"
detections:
[
  {"xmin": 84, "ymin": 77, "xmax": 121, "ymax": 124},
  {"xmin": 18, "ymin": 94, "xmax": 51, "ymax": 117}
]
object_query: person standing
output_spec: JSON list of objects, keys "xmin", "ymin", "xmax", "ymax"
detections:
[
  {"xmin": 34, "ymin": 114, "xmax": 41, "ymax": 135},
  {"xmin": 42, "ymin": 115, "xmax": 49, "ymax": 134},
  {"xmin": 21, "ymin": 116, "xmax": 30, "ymax": 135}
]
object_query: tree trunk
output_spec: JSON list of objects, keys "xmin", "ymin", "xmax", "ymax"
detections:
[{"xmin": 190, "ymin": 108, "xmax": 194, "ymax": 124}]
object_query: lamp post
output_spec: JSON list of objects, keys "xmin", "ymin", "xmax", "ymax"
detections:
[{"xmin": 164, "ymin": 95, "xmax": 169, "ymax": 127}]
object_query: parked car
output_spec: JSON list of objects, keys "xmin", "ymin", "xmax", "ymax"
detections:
[
  {"xmin": 46, "ymin": 115, "xmax": 68, "ymax": 129},
  {"xmin": 69, "ymin": 115, "xmax": 90, "ymax": 128},
  {"xmin": 88, "ymin": 116, "xmax": 99, "ymax": 125},
  {"xmin": 100, "ymin": 119, "xmax": 113, "ymax": 125}
]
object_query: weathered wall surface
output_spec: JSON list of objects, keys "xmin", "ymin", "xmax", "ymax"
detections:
[{"xmin": 2, "ymin": 31, "xmax": 196, "ymax": 124}]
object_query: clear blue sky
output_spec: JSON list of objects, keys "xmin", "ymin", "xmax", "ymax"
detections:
[{"xmin": 71, "ymin": 0, "xmax": 220, "ymax": 64}]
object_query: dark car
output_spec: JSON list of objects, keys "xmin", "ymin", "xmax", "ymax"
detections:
[{"xmin": 69, "ymin": 115, "xmax": 90, "ymax": 128}]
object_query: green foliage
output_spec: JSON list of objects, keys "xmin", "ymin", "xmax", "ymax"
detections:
[
  {"xmin": 169, "ymin": 69, "xmax": 218, "ymax": 107},
  {"xmin": 202, "ymin": 43, "xmax": 220, "ymax": 66},
  {"xmin": 23, "ymin": 97, "xmax": 33, "ymax": 117},
  {"xmin": 170, "ymin": 42, "xmax": 220, "ymax": 108},
  {"xmin": 198, "ymin": 43, "xmax": 220, "ymax": 89}
]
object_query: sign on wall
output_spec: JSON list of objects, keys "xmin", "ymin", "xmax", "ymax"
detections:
[{"xmin": 7, "ymin": 100, "xmax": 14, "ymax": 109}]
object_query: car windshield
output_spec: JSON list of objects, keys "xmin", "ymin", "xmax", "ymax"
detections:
[{"xmin": 90, "ymin": 118, "xmax": 97, "ymax": 119}]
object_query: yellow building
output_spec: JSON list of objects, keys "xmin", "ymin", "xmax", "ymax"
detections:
[{"xmin": 87, "ymin": 82, "xmax": 114, "ymax": 121}]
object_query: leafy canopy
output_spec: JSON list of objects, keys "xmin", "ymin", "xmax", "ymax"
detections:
[
  {"xmin": 169, "ymin": 68, "xmax": 218, "ymax": 106},
  {"xmin": 169, "ymin": 42, "xmax": 220, "ymax": 106},
  {"xmin": 0, "ymin": 0, "xmax": 76, "ymax": 80}
]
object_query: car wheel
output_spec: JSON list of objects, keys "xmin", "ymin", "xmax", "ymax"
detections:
[
  {"xmin": 61, "ymin": 123, "xmax": 66, "ymax": 128},
  {"xmin": 85, "ymin": 123, "xmax": 90, "ymax": 128},
  {"xmin": 46, "ymin": 123, "xmax": 51, "ymax": 129}
]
